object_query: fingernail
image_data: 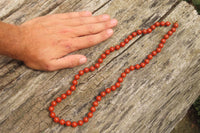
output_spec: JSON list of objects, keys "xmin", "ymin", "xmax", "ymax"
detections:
[
  {"xmin": 107, "ymin": 29, "xmax": 113, "ymax": 35},
  {"xmin": 110, "ymin": 19, "xmax": 117, "ymax": 25},
  {"xmin": 102, "ymin": 14, "xmax": 110, "ymax": 20},
  {"xmin": 79, "ymin": 57, "xmax": 87, "ymax": 64}
]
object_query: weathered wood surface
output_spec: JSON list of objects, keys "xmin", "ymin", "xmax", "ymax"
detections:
[{"xmin": 0, "ymin": 0, "xmax": 200, "ymax": 133}]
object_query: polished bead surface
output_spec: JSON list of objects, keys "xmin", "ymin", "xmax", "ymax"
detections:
[
  {"xmin": 93, "ymin": 101, "xmax": 98, "ymax": 106},
  {"xmin": 90, "ymin": 107, "xmax": 96, "ymax": 112},
  {"xmin": 66, "ymin": 90, "xmax": 72, "ymax": 96},
  {"xmin": 135, "ymin": 64, "xmax": 140, "ymax": 69},
  {"xmin": 101, "ymin": 54, "xmax": 106, "ymax": 59},
  {"xmin": 48, "ymin": 106, "xmax": 54, "ymax": 112},
  {"xmin": 71, "ymin": 122, "xmax": 78, "ymax": 127},
  {"xmin": 165, "ymin": 21, "xmax": 171, "ymax": 26},
  {"xmin": 173, "ymin": 22, "xmax": 178, "ymax": 28},
  {"xmin": 78, "ymin": 120, "xmax": 84, "ymax": 126},
  {"xmin": 115, "ymin": 82, "xmax": 120, "ymax": 88},
  {"xmin": 125, "ymin": 68, "xmax": 130, "ymax": 74},
  {"xmin": 144, "ymin": 59, "xmax": 150, "ymax": 64},
  {"xmin": 75, "ymin": 74, "xmax": 80, "ymax": 80},
  {"xmin": 142, "ymin": 29, "xmax": 147, "ymax": 34},
  {"xmin": 156, "ymin": 48, "xmax": 161, "ymax": 53},
  {"xmin": 152, "ymin": 51, "xmax": 157, "ymax": 56},
  {"xmin": 168, "ymin": 31, "xmax": 173, "ymax": 36},
  {"xmin": 61, "ymin": 94, "xmax": 67, "ymax": 99},
  {"xmin": 83, "ymin": 117, "xmax": 89, "ymax": 123},
  {"xmin": 54, "ymin": 117, "xmax": 59, "ymax": 123},
  {"xmin": 132, "ymin": 32, "xmax": 137, "ymax": 37},
  {"xmin": 105, "ymin": 88, "xmax": 111, "ymax": 93},
  {"xmin": 105, "ymin": 50, "xmax": 110, "ymax": 55},
  {"xmin": 60, "ymin": 119, "xmax": 65, "ymax": 125},
  {"xmin": 88, "ymin": 112, "xmax": 93, "ymax": 118},
  {"xmin": 124, "ymin": 38, "xmax": 129, "ymax": 43},
  {"xmin": 158, "ymin": 43, "xmax": 164, "ymax": 48},
  {"xmin": 51, "ymin": 101, "xmax": 57, "ymax": 106},
  {"xmin": 56, "ymin": 97, "xmax": 62, "ymax": 103},
  {"xmin": 79, "ymin": 70, "xmax": 84, "ymax": 76},
  {"xmin": 140, "ymin": 62, "xmax": 145, "ymax": 68},
  {"xmin": 111, "ymin": 85, "xmax": 116, "ymax": 91},
  {"xmin": 84, "ymin": 67, "xmax": 89, "ymax": 73},
  {"xmin": 128, "ymin": 35, "xmax": 133, "ymax": 40},
  {"xmin": 118, "ymin": 77, "xmax": 123, "ymax": 83},
  {"xmin": 121, "ymin": 72, "xmax": 126, "ymax": 78},
  {"xmin": 115, "ymin": 45, "xmax": 120, "ymax": 50},
  {"xmin": 110, "ymin": 47, "xmax": 115, "ymax": 52},
  {"xmin": 160, "ymin": 21, "xmax": 165, "ymax": 26},
  {"xmin": 151, "ymin": 25, "xmax": 156, "ymax": 30},
  {"xmin": 120, "ymin": 42, "xmax": 125, "ymax": 47},
  {"xmin": 96, "ymin": 96, "xmax": 101, "ymax": 101},
  {"xmin": 50, "ymin": 112, "xmax": 56, "ymax": 118},
  {"xmin": 147, "ymin": 28, "xmax": 152, "ymax": 33},
  {"xmin": 72, "ymin": 80, "xmax": 78, "ymax": 85},
  {"xmin": 130, "ymin": 65, "xmax": 135, "ymax": 71},
  {"xmin": 95, "ymin": 63, "xmax": 100, "ymax": 68},
  {"xmin": 148, "ymin": 54, "xmax": 153, "ymax": 60},
  {"xmin": 66, "ymin": 121, "xmax": 71, "ymax": 126},
  {"xmin": 155, "ymin": 22, "xmax": 160, "ymax": 27},
  {"xmin": 70, "ymin": 85, "xmax": 76, "ymax": 91},
  {"xmin": 90, "ymin": 66, "xmax": 95, "ymax": 71},
  {"xmin": 137, "ymin": 30, "xmax": 142, "ymax": 34},
  {"xmin": 100, "ymin": 91, "xmax": 106, "ymax": 97}
]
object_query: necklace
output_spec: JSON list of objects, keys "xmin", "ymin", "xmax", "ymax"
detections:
[{"xmin": 48, "ymin": 21, "xmax": 178, "ymax": 127}]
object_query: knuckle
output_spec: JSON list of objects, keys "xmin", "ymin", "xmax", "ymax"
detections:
[
  {"xmin": 88, "ymin": 25, "xmax": 95, "ymax": 34},
  {"xmin": 87, "ymin": 36, "xmax": 95, "ymax": 44}
]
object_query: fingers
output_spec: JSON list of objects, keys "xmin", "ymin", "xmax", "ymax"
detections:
[
  {"xmin": 50, "ymin": 11, "xmax": 92, "ymax": 19},
  {"xmin": 50, "ymin": 54, "xmax": 87, "ymax": 70},
  {"xmin": 69, "ymin": 29, "xmax": 113, "ymax": 51},
  {"xmin": 64, "ymin": 14, "xmax": 110, "ymax": 26},
  {"xmin": 72, "ymin": 19, "xmax": 117, "ymax": 37}
]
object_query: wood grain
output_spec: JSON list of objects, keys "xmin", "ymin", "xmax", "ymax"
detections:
[{"xmin": 0, "ymin": 0, "xmax": 200, "ymax": 133}]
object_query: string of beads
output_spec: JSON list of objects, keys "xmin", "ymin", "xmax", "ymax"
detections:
[{"xmin": 48, "ymin": 21, "xmax": 179, "ymax": 127}]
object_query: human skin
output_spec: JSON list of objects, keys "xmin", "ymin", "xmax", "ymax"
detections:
[{"xmin": 0, "ymin": 11, "xmax": 117, "ymax": 71}]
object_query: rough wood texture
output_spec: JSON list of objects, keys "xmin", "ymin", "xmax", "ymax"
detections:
[{"xmin": 0, "ymin": 0, "xmax": 200, "ymax": 133}]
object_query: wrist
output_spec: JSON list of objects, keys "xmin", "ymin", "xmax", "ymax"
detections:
[{"xmin": 0, "ymin": 22, "xmax": 23, "ymax": 60}]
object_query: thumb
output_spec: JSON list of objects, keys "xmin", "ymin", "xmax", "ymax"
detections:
[{"xmin": 52, "ymin": 54, "xmax": 87, "ymax": 70}]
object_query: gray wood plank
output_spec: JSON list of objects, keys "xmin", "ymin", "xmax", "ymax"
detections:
[{"xmin": 0, "ymin": 0, "xmax": 199, "ymax": 133}]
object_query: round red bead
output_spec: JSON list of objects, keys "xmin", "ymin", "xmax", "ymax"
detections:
[
  {"xmin": 156, "ymin": 48, "xmax": 161, "ymax": 53},
  {"xmin": 115, "ymin": 82, "xmax": 120, "ymax": 88},
  {"xmin": 61, "ymin": 94, "xmax": 67, "ymax": 99},
  {"xmin": 144, "ymin": 59, "xmax": 150, "ymax": 64},
  {"xmin": 90, "ymin": 66, "xmax": 95, "ymax": 71},
  {"xmin": 51, "ymin": 101, "xmax": 57, "ymax": 106},
  {"xmin": 50, "ymin": 112, "xmax": 56, "ymax": 118},
  {"xmin": 60, "ymin": 119, "xmax": 65, "ymax": 125},
  {"xmin": 137, "ymin": 30, "xmax": 142, "ymax": 35},
  {"xmin": 96, "ymin": 96, "xmax": 101, "ymax": 101},
  {"xmin": 148, "ymin": 54, "xmax": 153, "ymax": 60},
  {"xmin": 90, "ymin": 107, "xmax": 96, "ymax": 112},
  {"xmin": 118, "ymin": 77, "xmax": 123, "ymax": 83},
  {"xmin": 168, "ymin": 31, "xmax": 173, "ymax": 36},
  {"xmin": 164, "ymin": 34, "xmax": 169, "ymax": 39},
  {"xmin": 130, "ymin": 65, "xmax": 135, "ymax": 71},
  {"xmin": 71, "ymin": 122, "xmax": 78, "ymax": 127},
  {"xmin": 88, "ymin": 112, "xmax": 93, "ymax": 118},
  {"xmin": 75, "ymin": 74, "xmax": 80, "ymax": 80},
  {"xmin": 70, "ymin": 85, "xmax": 76, "ymax": 91},
  {"xmin": 115, "ymin": 45, "xmax": 120, "ymax": 50},
  {"xmin": 78, "ymin": 120, "xmax": 84, "ymax": 126},
  {"xmin": 173, "ymin": 23, "xmax": 178, "ymax": 28},
  {"xmin": 132, "ymin": 32, "xmax": 137, "ymax": 37},
  {"xmin": 151, "ymin": 25, "xmax": 156, "ymax": 30},
  {"xmin": 83, "ymin": 117, "xmax": 89, "ymax": 123},
  {"xmin": 135, "ymin": 64, "xmax": 140, "ymax": 69},
  {"xmin": 171, "ymin": 28, "xmax": 176, "ymax": 32},
  {"xmin": 121, "ymin": 72, "xmax": 126, "ymax": 78},
  {"xmin": 101, "ymin": 54, "xmax": 106, "ymax": 59},
  {"xmin": 65, "ymin": 121, "xmax": 71, "ymax": 126},
  {"xmin": 120, "ymin": 42, "xmax": 125, "ymax": 47},
  {"xmin": 79, "ymin": 70, "xmax": 84, "ymax": 76},
  {"xmin": 125, "ymin": 68, "xmax": 130, "ymax": 74},
  {"xmin": 66, "ymin": 90, "xmax": 72, "ymax": 96},
  {"xmin": 49, "ymin": 106, "xmax": 54, "ymax": 112},
  {"xmin": 128, "ymin": 35, "xmax": 133, "ymax": 40},
  {"xmin": 160, "ymin": 21, "xmax": 165, "ymax": 26},
  {"xmin": 142, "ymin": 29, "xmax": 147, "ymax": 34},
  {"xmin": 84, "ymin": 67, "xmax": 89, "ymax": 73},
  {"xmin": 98, "ymin": 58, "xmax": 103, "ymax": 63},
  {"xmin": 155, "ymin": 22, "xmax": 160, "ymax": 27},
  {"xmin": 105, "ymin": 88, "xmax": 111, "ymax": 93},
  {"xmin": 100, "ymin": 91, "xmax": 106, "ymax": 97},
  {"xmin": 158, "ymin": 43, "xmax": 164, "ymax": 48},
  {"xmin": 161, "ymin": 39, "xmax": 166, "ymax": 44},
  {"xmin": 93, "ymin": 101, "xmax": 98, "ymax": 106},
  {"xmin": 140, "ymin": 63, "xmax": 146, "ymax": 68},
  {"xmin": 105, "ymin": 50, "xmax": 110, "ymax": 55},
  {"xmin": 54, "ymin": 117, "xmax": 59, "ymax": 123},
  {"xmin": 147, "ymin": 28, "xmax": 152, "ymax": 33},
  {"xmin": 110, "ymin": 47, "xmax": 115, "ymax": 52},
  {"xmin": 124, "ymin": 38, "xmax": 129, "ymax": 43},
  {"xmin": 56, "ymin": 97, "xmax": 62, "ymax": 103},
  {"xmin": 111, "ymin": 85, "xmax": 116, "ymax": 91},
  {"xmin": 152, "ymin": 51, "xmax": 157, "ymax": 56},
  {"xmin": 72, "ymin": 80, "xmax": 78, "ymax": 85},
  {"xmin": 165, "ymin": 21, "xmax": 171, "ymax": 26},
  {"xmin": 95, "ymin": 63, "xmax": 100, "ymax": 68}
]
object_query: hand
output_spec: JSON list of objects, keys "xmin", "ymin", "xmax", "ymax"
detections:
[{"xmin": 16, "ymin": 11, "xmax": 117, "ymax": 71}]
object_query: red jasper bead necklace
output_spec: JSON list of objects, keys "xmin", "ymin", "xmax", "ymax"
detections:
[{"xmin": 48, "ymin": 21, "xmax": 178, "ymax": 127}]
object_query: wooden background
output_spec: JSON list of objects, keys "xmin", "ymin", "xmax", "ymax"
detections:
[{"xmin": 0, "ymin": 0, "xmax": 200, "ymax": 133}]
